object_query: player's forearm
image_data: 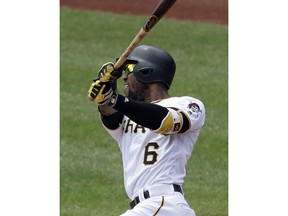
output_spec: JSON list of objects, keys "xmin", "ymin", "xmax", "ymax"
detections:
[
  {"xmin": 98, "ymin": 105, "xmax": 118, "ymax": 116},
  {"xmin": 98, "ymin": 94, "xmax": 170, "ymax": 131},
  {"xmin": 98, "ymin": 105, "xmax": 125, "ymax": 130},
  {"xmin": 113, "ymin": 94, "xmax": 168, "ymax": 130}
]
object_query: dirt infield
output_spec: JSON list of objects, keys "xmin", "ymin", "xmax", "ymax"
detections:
[{"xmin": 60, "ymin": 0, "xmax": 228, "ymax": 25}]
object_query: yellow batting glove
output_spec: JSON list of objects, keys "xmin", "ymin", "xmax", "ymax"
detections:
[
  {"xmin": 97, "ymin": 62, "xmax": 122, "ymax": 83},
  {"xmin": 88, "ymin": 79, "xmax": 118, "ymax": 106}
]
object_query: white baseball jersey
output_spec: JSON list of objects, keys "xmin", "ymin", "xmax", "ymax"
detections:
[{"xmin": 102, "ymin": 96, "xmax": 205, "ymax": 199}]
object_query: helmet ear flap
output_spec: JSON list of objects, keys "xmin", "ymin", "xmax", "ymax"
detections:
[{"xmin": 138, "ymin": 68, "xmax": 153, "ymax": 76}]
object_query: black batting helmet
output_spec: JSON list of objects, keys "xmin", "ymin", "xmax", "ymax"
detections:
[{"xmin": 125, "ymin": 45, "xmax": 176, "ymax": 89}]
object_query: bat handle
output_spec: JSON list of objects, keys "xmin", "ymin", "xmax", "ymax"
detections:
[{"xmin": 114, "ymin": 28, "xmax": 148, "ymax": 70}]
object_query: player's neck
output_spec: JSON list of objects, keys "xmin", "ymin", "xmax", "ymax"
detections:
[{"xmin": 145, "ymin": 83, "xmax": 170, "ymax": 103}]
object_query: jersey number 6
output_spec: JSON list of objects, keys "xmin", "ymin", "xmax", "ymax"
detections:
[{"xmin": 143, "ymin": 142, "xmax": 159, "ymax": 165}]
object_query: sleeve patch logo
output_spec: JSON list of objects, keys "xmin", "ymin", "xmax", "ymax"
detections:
[{"xmin": 187, "ymin": 102, "xmax": 201, "ymax": 117}]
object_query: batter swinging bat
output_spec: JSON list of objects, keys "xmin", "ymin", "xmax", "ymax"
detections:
[{"xmin": 112, "ymin": 0, "xmax": 177, "ymax": 70}]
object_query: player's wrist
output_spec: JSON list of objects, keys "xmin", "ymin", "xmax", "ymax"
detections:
[
  {"xmin": 105, "ymin": 91, "xmax": 119, "ymax": 107},
  {"xmin": 111, "ymin": 94, "xmax": 128, "ymax": 110}
]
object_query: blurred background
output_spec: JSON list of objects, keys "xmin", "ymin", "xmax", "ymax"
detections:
[{"xmin": 60, "ymin": 0, "xmax": 228, "ymax": 215}]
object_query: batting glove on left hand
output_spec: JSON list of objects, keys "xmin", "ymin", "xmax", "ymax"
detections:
[
  {"xmin": 88, "ymin": 79, "xmax": 118, "ymax": 107},
  {"xmin": 97, "ymin": 62, "xmax": 122, "ymax": 83}
]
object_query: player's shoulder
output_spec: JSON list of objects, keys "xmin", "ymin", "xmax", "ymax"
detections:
[
  {"xmin": 155, "ymin": 96, "xmax": 205, "ymax": 118},
  {"xmin": 155, "ymin": 96, "xmax": 204, "ymax": 108}
]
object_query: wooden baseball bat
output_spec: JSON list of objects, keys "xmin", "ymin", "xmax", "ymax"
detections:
[{"xmin": 113, "ymin": 0, "xmax": 177, "ymax": 69}]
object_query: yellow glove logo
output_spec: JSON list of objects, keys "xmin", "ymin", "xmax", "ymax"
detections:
[
  {"xmin": 95, "ymin": 84, "xmax": 113, "ymax": 103},
  {"xmin": 99, "ymin": 62, "xmax": 115, "ymax": 83},
  {"xmin": 88, "ymin": 80, "xmax": 113, "ymax": 104}
]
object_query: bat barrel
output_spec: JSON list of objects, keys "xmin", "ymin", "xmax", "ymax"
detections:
[
  {"xmin": 114, "ymin": 0, "xmax": 177, "ymax": 69},
  {"xmin": 152, "ymin": 0, "xmax": 177, "ymax": 20}
]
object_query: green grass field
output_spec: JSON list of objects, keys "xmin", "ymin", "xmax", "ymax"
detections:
[{"xmin": 60, "ymin": 7, "xmax": 228, "ymax": 216}]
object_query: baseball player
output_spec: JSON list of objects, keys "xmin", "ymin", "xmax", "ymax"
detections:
[{"xmin": 88, "ymin": 45, "xmax": 205, "ymax": 216}]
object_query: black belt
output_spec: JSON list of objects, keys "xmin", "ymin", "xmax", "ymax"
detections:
[{"xmin": 129, "ymin": 184, "xmax": 183, "ymax": 209}]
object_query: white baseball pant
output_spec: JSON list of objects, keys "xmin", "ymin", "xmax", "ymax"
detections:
[{"xmin": 120, "ymin": 184, "xmax": 196, "ymax": 216}]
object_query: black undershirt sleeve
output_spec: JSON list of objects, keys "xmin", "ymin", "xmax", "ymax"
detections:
[
  {"xmin": 100, "ymin": 111, "xmax": 124, "ymax": 130},
  {"xmin": 110, "ymin": 94, "xmax": 169, "ymax": 130}
]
